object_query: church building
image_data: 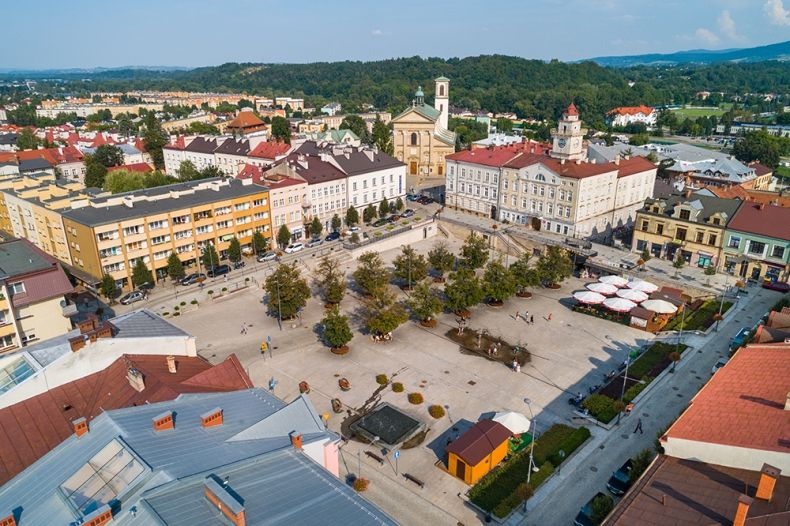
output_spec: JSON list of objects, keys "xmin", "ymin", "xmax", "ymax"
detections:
[{"xmin": 391, "ymin": 77, "xmax": 456, "ymax": 187}]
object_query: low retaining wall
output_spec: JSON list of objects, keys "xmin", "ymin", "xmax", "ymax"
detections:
[{"xmin": 347, "ymin": 219, "xmax": 437, "ymax": 258}]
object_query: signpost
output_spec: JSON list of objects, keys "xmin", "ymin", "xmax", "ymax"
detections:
[
  {"xmin": 267, "ymin": 335, "xmax": 273, "ymax": 358},
  {"xmin": 393, "ymin": 450, "xmax": 400, "ymax": 475}
]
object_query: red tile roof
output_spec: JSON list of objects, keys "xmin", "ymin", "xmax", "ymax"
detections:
[
  {"xmin": 227, "ymin": 111, "xmax": 266, "ymax": 129},
  {"xmin": 446, "ymin": 146, "xmax": 523, "ymax": 167},
  {"xmin": 565, "ymin": 102, "xmax": 579, "ymax": 116},
  {"xmin": 616, "ymin": 156, "xmax": 657, "ymax": 177},
  {"xmin": 107, "ymin": 162, "xmax": 153, "ymax": 174},
  {"xmin": 0, "ymin": 353, "xmax": 251, "ymax": 484},
  {"xmin": 237, "ymin": 163, "xmax": 264, "ymax": 182},
  {"xmin": 446, "ymin": 419, "xmax": 512, "ymax": 466},
  {"xmin": 749, "ymin": 162, "xmax": 773, "ymax": 177},
  {"xmin": 607, "ymin": 105, "xmax": 655, "ymax": 116},
  {"xmin": 249, "ymin": 140, "xmax": 292, "ymax": 160},
  {"xmin": 727, "ymin": 202, "xmax": 790, "ymax": 239},
  {"xmin": 505, "ymin": 153, "xmax": 618, "ymax": 179},
  {"xmin": 664, "ymin": 343, "xmax": 790, "ymax": 455},
  {"xmin": 704, "ymin": 186, "xmax": 790, "ymax": 208},
  {"xmin": 266, "ymin": 176, "xmax": 305, "ymax": 189}
]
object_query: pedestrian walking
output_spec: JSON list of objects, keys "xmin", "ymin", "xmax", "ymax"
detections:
[
  {"xmin": 547, "ymin": 313, "xmax": 553, "ymax": 321},
  {"xmin": 515, "ymin": 310, "xmax": 520, "ymax": 321},
  {"xmin": 524, "ymin": 311, "xmax": 530, "ymax": 323},
  {"xmin": 530, "ymin": 315, "xmax": 534, "ymax": 324},
  {"xmin": 634, "ymin": 418, "xmax": 644, "ymax": 434}
]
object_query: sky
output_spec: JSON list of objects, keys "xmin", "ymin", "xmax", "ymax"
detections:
[{"xmin": 2, "ymin": 0, "xmax": 789, "ymax": 69}]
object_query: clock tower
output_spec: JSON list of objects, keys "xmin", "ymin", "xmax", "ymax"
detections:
[{"xmin": 550, "ymin": 102, "xmax": 587, "ymax": 161}]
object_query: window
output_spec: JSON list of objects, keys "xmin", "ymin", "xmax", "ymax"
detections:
[
  {"xmin": 123, "ymin": 226, "xmax": 142, "ymax": 236},
  {"xmin": 172, "ymin": 215, "xmax": 190, "ymax": 225},
  {"xmin": 215, "ymin": 206, "xmax": 232, "ymax": 216},
  {"xmin": 234, "ymin": 203, "xmax": 250, "ymax": 211},
  {"xmin": 728, "ymin": 235, "xmax": 741, "ymax": 248},
  {"xmin": 679, "ymin": 209, "xmax": 690, "ymax": 220},
  {"xmin": 253, "ymin": 198, "xmax": 266, "ymax": 207},
  {"xmin": 656, "ymin": 224, "xmax": 664, "ymax": 235},
  {"xmin": 194, "ymin": 211, "xmax": 212, "ymax": 221},
  {"xmin": 153, "ymin": 250, "xmax": 168, "ymax": 261},
  {"xmin": 0, "ymin": 335, "xmax": 13, "ymax": 349},
  {"xmin": 641, "ymin": 220, "xmax": 649, "ymax": 231},
  {"xmin": 708, "ymin": 234, "xmax": 717, "ymax": 246},
  {"xmin": 148, "ymin": 220, "xmax": 168, "ymax": 230},
  {"xmin": 711, "ymin": 217, "xmax": 721, "ymax": 225},
  {"xmin": 410, "ymin": 133, "xmax": 417, "ymax": 146},
  {"xmin": 97, "ymin": 231, "xmax": 119, "ymax": 241},
  {"xmin": 10, "ymin": 283, "xmax": 25, "ymax": 295},
  {"xmin": 503, "ymin": 180, "xmax": 509, "ymax": 190},
  {"xmin": 747, "ymin": 241, "xmax": 766, "ymax": 255},
  {"xmin": 174, "ymin": 230, "xmax": 192, "ymax": 240},
  {"xmin": 196, "ymin": 225, "xmax": 213, "ymax": 235},
  {"xmin": 636, "ymin": 239, "xmax": 648, "ymax": 251},
  {"xmin": 771, "ymin": 245, "xmax": 785, "ymax": 259},
  {"xmin": 676, "ymin": 228, "xmax": 687, "ymax": 241},
  {"xmin": 695, "ymin": 232, "xmax": 704, "ymax": 243},
  {"xmin": 216, "ymin": 220, "xmax": 232, "ymax": 229},
  {"xmin": 150, "ymin": 235, "xmax": 170, "ymax": 245}
]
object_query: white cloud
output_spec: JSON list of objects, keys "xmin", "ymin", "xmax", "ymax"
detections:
[
  {"xmin": 717, "ymin": 10, "xmax": 745, "ymax": 41},
  {"xmin": 370, "ymin": 29, "xmax": 384, "ymax": 36},
  {"xmin": 695, "ymin": 28, "xmax": 720, "ymax": 45},
  {"xmin": 764, "ymin": 0, "xmax": 790, "ymax": 25}
]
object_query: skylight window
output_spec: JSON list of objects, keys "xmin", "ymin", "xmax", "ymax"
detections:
[
  {"xmin": 0, "ymin": 358, "xmax": 35, "ymax": 393},
  {"xmin": 60, "ymin": 439, "xmax": 145, "ymax": 515}
]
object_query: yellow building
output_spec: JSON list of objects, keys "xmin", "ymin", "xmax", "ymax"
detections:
[
  {"xmin": 60, "ymin": 178, "xmax": 272, "ymax": 290},
  {"xmin": 446, "ymin": 420, "xmax": 512, "ymax": 485},
  {"xmin": 391, "ymin": 78, "xmax": 456, "ymax": 189},
  {"xmin": 0, "ymin": 238, "xmax": 74, "ymax": 353}
]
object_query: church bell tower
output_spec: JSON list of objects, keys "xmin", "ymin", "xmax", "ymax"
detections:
[{"xmin": 434, "ymin": 76, "xmax": 449, "ymax": 130}]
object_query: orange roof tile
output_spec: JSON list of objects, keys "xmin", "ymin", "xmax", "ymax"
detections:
[
  {"xmin": 607, "ymin": 105, "xmax": 655, "ymax": 116},
  {"xmin": 227, "ymin": 111, "xmax": 265, "ymax": 129},
  {"xmin": 249, "ymin": 140, "xmax": 291, "ymax": 160}
]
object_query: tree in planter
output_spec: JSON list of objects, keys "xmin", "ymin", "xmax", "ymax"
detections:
[
  {"xmin": 100, "ymin": 274, "xmax": 117, "ymax": 301},
  {"xmin": 378, "ymin": 198, "xmax": 390, "ymax": 217},
  {"xmin": 406, "ymin": 280, "xmax": 443, "ymax": 325},
  {"xmin": 428, "ymin": 241, "xmax": 455, "ymax": 281},
  {"xmin": 227, "ymin": 237, "xmax": 242, "ymax": 264},
  {"xmin": 669, "ymin": 351, "xmax": 681, "ymax": 372},
  {"xmin": 640, "ymin": 248, "xmax": 651, "ymax": 266},
  {"xmin": 459, "ymin": 231, "xmax": 489, "ymax": 269},
  {"xmin": 363, "ymin": 204, "xmax": 377, "ymax": 223},
  {"xmin": 201, "ymin": 244, "xmax": 220, "ymax": 270},
  {"xmin": 536, "ymin": 246, "xmax": 573, "ymax": 286},
  {"xmin": 264, "ymin": 263, "xmax": 310, "ymax": 320},
  {"xmin": 345, "ymin": 206, "xmax": 359, "ymax": 227},
  {"xmin": 704, "ymin": 265, "xmax": 716, "ymax": 285},
  {"xmin": 444, "ymin": 267, "xmax": 484, "ymax": 314},
  {"xmin": 353, "ymin": 251, "xmax": 389, "ymax": 296},
  {"xmin": 166, "ymin": 252, "xmax": 185, "ymax": 282},
  {"xmin": 629, "ymin": 449, "xmax": 654, "ymax": 482},
  {"xmin": 394, "ymin": 196, "xmax": 404, "ymax": 212},
  {"xmin": 131, "ymin": 259, "xmax": 153, "ymax": 288},
  {"xmin": 350, "ymin": 232, "xmax": 360, "ymax": 244},
  {"xmin": 392, "ymin": 245, "xmax": 428, "ymax": 289},
  {"xmin": 672, "ymin": 254, "xmax": 686, "ymax": 278},
  {"xmin": 589, "ymin": 494, "xmax": 614, "ymax": 525},
  {"xmin": 509, "ymin": 252, "xmax": 541, "ymax": 295},
  {"xmin": 362, "ymin": 288, "xmax": 408, "ymax": 337},
  {"xmin": 321, "ymin": 306, "xmax": 353, "ymax": 350},
  {"xmin": 309, "ymin": 216, "xmax": 323, "ymax": 239},
  {"xmin": 277, "ymin": 224, "xmax": 292, "ymax": 249},
  {"xmin": 482, "ymin": 258, "xmax": 517, "ymax": 304},
  {"xmin": 331, "ymin": 214, "xmax": 342, "ymax": 232},
  {"xmin": 317, "ymin": 256, "xmax": 345, "ymax": 304},
  {"xmin": 251, "ymin": 231, "xmax": 269, "ymax": 255}
]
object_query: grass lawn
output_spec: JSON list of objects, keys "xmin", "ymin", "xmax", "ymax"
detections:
[
  {"xmin": 670, "ymin": 106, "xmax": 727, "ymax": 120},
  {"xmin": 776, "ymin": 165, "xmax": 790, "ymax": 180},
  {"xmin": 663, "ymin": 300, "xmax": 733, "ymax": 332}
]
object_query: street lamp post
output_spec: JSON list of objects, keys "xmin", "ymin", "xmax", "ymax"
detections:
[
  {"xmin": 616, "ymin": 356, "xmax": 631, "ymax": 425},
  {"xmin": 522, "ymin": 398, "xmax": 538, "ymax": 513},
  {"xmin": 676, "ymin": 302, "xmax": 686, "ymax": 354},
  {"xmin": 716, "ymin": 276, "xmax": 729, "ymax": 332},
  {"xmin": 275, "ymin": 277, "xmax": 282, "ymax": 331}
]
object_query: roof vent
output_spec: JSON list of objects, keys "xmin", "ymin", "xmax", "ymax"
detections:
[
  {"xmin": 733, "ymin": 494, "xmax": 753, "ymax": 526},
  {"xmin": 756, "ymin": 463, "xmax": 781, "ymax": 501},
  {"xmin": 153, "ymin": 410, "xmax": 174, "ymax": 432},
  {"xmin": 289, "ymin": 431, "xmax": 303, "ymax": 449},
  {"xmin": 126, "ymin": 367, "xmax": 145, "ymax": 392},
  {"xmin": 166, "ymin": 355, "xmax": 177, "ymax": 374},
  {"xmin": 204, "ymin": 476, "xmax": 246, "ymax": 526},
  {"xmin": 201, "ymin": 407, "xmax": 224, "ymax": 428},
  {"xmin": 73, "ymin": 417, "xmax": 89, "ymax": 438},
  {"xmin": 0, "ymin": 513, "xmax": 16, "ymax": 526}
]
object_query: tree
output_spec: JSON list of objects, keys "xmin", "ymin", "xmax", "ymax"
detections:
[
  {"xmin": 166, "ymin": 252, "xmax": 185, "ymax": 282},
  {"xmin": 15, "ymin": 128, "xmax": 40, "ymax": 150},
  {"xmin": 406, "ymin": 280, "xmax": 443, "ymax": 323},
  {"xmin": 227, "ymin": 237, "xmax": 242, "ymax": 263},
  {"xmin": 321, "ymin": 306, "xmax": 353, "ymax": 349},
  {"xmin": 277, "ymin": 224, "xmax": 292, "ymax": 248},
  {"xmin": 379, "ymin": 198, "xmax": 390, "ymax": 217},
  {"xmin": 589, "ymin": 494, "xmax": 614, "ymax": 524},
  {"xmin": 199, "ymin": 165, "xmax": 224, "ymax": 179},
  {"xmin": 669, "ymin": 351, "xmax": 681, "ymax": 372},
  {"xmin": 509, "ymin": 252, "xmax": 541, "ymax": 294},
  {"xmin": 350, "ymin": 232, "xmax": 360, "ymax": 244},
  {"xmin": 496, "ymin": 117, "xmax": 513, "ymax": 133},
  {"xmin": 536, "ymin": 246, "xmax": 573, "ymax": 286},
  {"xmin": 131, "ymin": 259, "xmax": 153, "ymax": 288},
  {"xmin": 428, "ymin": 241, "xmax": 456, "ymax": 279},
  {"xmin": 371, "ymin": 116, "xmax": 393, "ymax": 154},
  {"xmin": 363, "ymin": 204, "xmax": 377, "ymax": 223},
  {"xmin": 271, "ymin": 116, "xmax": 291, "ymax": 144},
  {"xmin": 629, "ymin": 133, "xmax": 650, "ymax": 146},
  {"xmin": 704, "ymin": 264, "xmax": 716, "ymax": 285},
  {"xmin": 100, "ymin": 274, "xmax": 117, "ymax": 300},
  {"xmin": 392, "ymin": 245, "xmax": 428, "ymax": 288},
  {"xmin": 318, "ymin": 256, "xmax": 346, "ymax": 304},
  {"xmin": 201, "ymin": 243, "xmax": 219, "ymax": 270},
  {"xmin": 732, "ymin": 129, "xmax": 782, "ymax": 168},
  {"xmin": 672, "ymin": 254, "xmax": 686, "ymax": 278},
  {"xmin": 362, "ymin": 288, "xmax": 408, "ymax": 336},
  {"xmin": 640, "ymin": 248, "xmax": 651, "ymax": 264},
  {"xmin": 331, "ymin": 214, "xmax": 342, "ymax": 232},
  {"xmin": 117, "ymin": 113, "xmax": 135, "ymax": 136},
  {"xmin": 444, "ymin": 267, "xmax": 484, "ymax": 313},
  {"xmin": 84, "ymin": 155, "xmax": 108, "ymax": 188},
  {"xmin": 340, "ymin": 115, "xmax": 369, "ymax": 143},
  {"xmin": 176, "ymin": 160, "xmax": 200, "ymax": 180},
  {"xmin": 103, "ymin": 170, "xmax": 147, "ymax": 193},
  {"xmin": 353, "ymin": 251, "xmax": 389, "ymax": 296},
  {"xmin": 142, "ymin": 112, "xmax": 169, "ymax": 170},
  {"xmin": 459, "ymin": 232, "xmax": 489, "ymax": 269},
  {"xmin": 264, "ymin": 263, "xmax": 310, "ymax": 320},
  {"xmin": 629, "ymin": 449, "xmax": 654, "ymax": 482},
  {"xmin": 482, "ymin": 259, "xmax": 517, "ymax": 303},
  {"xmin": 251, "ymin": 231, "xmax": 269, "ymax": 254},
  {"xmin": 309, "ymin": 216, "xmax": 323, "ymax": 238},
  {"xmin": 394, "ymin": 196, "xmax": 404, "ymax": 212},
  {"xmin": 345, "ymin": 206, "xmax": 359, "ymax": 226},
  {"xmin": 93, "ymin": 145, "xmax": 124, "ymax": 168}
]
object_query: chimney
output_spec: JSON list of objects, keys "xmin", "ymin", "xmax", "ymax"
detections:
[
  {"xmin": 786, "ymin": 392, "xmax": 790, "ymax": 410},
  {"xmin": 733, "ymin": 494, "xmax": 753, "ymax": 526},
  {"xmin": 73, "ymin": 417, "xmax": 89, "ymax": 438},
  {"xmin": 684, "ymin": 189, "xmax": 692, "ymax": 199},
  {"xmin": 201, "ymin": 407, "xmax": 223, "ymax": 428},
  {"xmin": 204, "ymin": 477, "xmax": 246, "ymax": 526},
  {"xmin": 614, "ymin": 157, "xmax": 620, "ymax": 165},
  {"xmin": 153, "ymin": 410, "xmax": 174, "ymax": 432},
  {"xmin": 126, "ymin": 367, "xmax": 145, "ymax": 392},
  {"xmin": 69, "ymin": 335, "xmax": 87, "ymax": 352},
  {"xmin": 166, "ymin": 355, "xmax": 177, "ymax": 374},
  {"xmin": 290, "ymin": 431, "xmax": 303, "ymax": 450},
  {"xmin": 756, "ymin": 463, "xmax": 781, "ymax": 501},
  {"xmin": 81, "ymin": 504, "xmax": 113, "ymax": 526},
  {"xmin": 0, "ymin": 513, "xmax": 16, "ymax": 526}
]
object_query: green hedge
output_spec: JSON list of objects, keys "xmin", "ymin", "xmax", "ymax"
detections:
[
  {"xmin": 663, "ymin": 300, "xmax": 732, "ymax": 331},
  {"xmin": 581, "ymin": 394, "xmax": 618, "ymax": 424},
  {"xmin": 623, "ymin": 377, "xmax": 653, "ymax": 403},
  {"xmin": 491, "ymin": 463, "xmax": 554, "ymax": 518},
  {"xmin": 628, "ymin": 342, "xmax": 687, "ymax": 380}
]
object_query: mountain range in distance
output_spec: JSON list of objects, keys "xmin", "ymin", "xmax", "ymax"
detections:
[{"xmin": 586, "ymin": 40, "xmax": 790, "ymax": 67}]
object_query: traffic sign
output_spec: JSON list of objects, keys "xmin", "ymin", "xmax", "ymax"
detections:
[{"xmin": 393, "ymin": 450, "xmax": 400, "ymax": 459}]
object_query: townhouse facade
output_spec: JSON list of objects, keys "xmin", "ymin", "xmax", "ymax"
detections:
[
  {"xmin": 162, "ymin": 136, "xmax": 225, "ymax": 176},
  {"xmin": 606, "ymin": 105, "xmax": 657, "ymax": 127},
  {"xmin": 720, "ymin": 202, "xmax": 790, "ymax": 281}
]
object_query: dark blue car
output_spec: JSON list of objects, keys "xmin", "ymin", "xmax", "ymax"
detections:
[
  {"xmin": 325, "ymin": 231, "xmax": 341, "ymax": 241},
  {"xmin": 606, "ymin": 459, "xmax": 633, "ymax": 496}
]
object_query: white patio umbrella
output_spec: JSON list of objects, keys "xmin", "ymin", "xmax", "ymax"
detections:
[
  {"xmin": 599, "ymin": 275, "xmax": 629, "ymax": 288},
  {"xmin": 616, "ymin": 288, "xmax": 649, "ymax": 302},
  {"xmin": 491, "ymin": 411, "xmax": 532, "ymax": 435},
  {"xmin": 573, "ymin": 290, "xmax": 607, "ymax": 305},
  {"xmin": 640, "ymin": 299, "xmax": 678, "ymax": 314},
  {"xmin": 627, "ymin": 279, "xmax": 659, "ymax": 293},
  {"xmin": 603, "ymin": 297, "xmax": 637, "ymax": 313},
  {"xmin": 586, "ymin": 282, "xmax": 618, "ymax": 295}
]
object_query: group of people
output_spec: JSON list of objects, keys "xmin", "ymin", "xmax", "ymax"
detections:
[
  {"xmin": 511, "ymin": 358, "xmax": 521, "ymax": 373},
  {"xmin": 515, "ymin": 311, "xmax": 536, "ymax": 324},
  {"xmin": 486, "ymin": 342, "xmax": 501, "ymax": 357},
  {"xmin": 371, "ymin": 332, "xmax": 393, "ymax": 342}
]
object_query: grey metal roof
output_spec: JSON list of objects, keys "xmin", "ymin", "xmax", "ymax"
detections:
[
  {"xmin": 0, "ymin": 388, "xmax": 396, "ymax": 526},
  {"xmin": 295, "ymin": 142, "xmax": 404, "ymax": 175},
  {"xmin": 19, "ymin": 158, "xmax": 53, "ymax": 171},
  {"xmin": 214, "ymin": 138, "xmax": 250, "ymax": 156},
  {"xmin": 184, "ymin": 136, "xmax": 220, "ymax": 154},
  {"xmin": 642, "ymin": 192, "xmax": 743, "ymax": 224},
  {"xmin": 0, "ymin": 239, "xmax": 54, "ymax": 279},
  {"xmin": 61, "ymin": 178, "xmax": 266, "ymax": 227}
]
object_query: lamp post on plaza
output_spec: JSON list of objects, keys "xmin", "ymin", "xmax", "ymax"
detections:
[{"xmin": 522, "ymin": 398, "xmax": 538, "ymax": 513}]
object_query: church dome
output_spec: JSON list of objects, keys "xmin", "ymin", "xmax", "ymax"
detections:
[{"xmin": 415, "ymin": 86, "xmax": 424, "ymax": 98}]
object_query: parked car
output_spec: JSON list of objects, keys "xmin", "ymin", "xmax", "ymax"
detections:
[
  {"xmin": 372, "ymin": 218, "xmax": 388, "ymax": 227},
  {"xmin": 180, "ymin": 273, "xmax": 206, "ymax": 286},
  {"xmin": 417, "ymin": 195, "xmax": 434, "ymax": 204},
  {"xmin": 325, "ymin": 231, "xmax": 341, "ymax": 242},
  {"xmin": 284, "ymin": 243, "xmax": 304, "ymax": 254},
  {"xmin": 387, "ymin": 214, "xmax": 401, "ymax": 223},
  {"xmin": 406, "ymin": 194, "xmax": 420, "ymax": 201},
  {"xmin": 120, "ymin": 290, "xmax": 146, "ymax": 305},
  {"xmin": 730, "ymin": 327, "xmax": 751, "ymax": 350},
  {"xmin": 606, "ymin": 459, "xmax": 633, "ymax": 496},
  {"xmin": 348, "ymin": 226, "xmax": 361, "ymax": 233},
  {"xmin": 137, "ymin": 281, "xmax": 155, "ymax": 292},
  {"xmin": 401, "ymin": 209, "xmax": 415, "ymax": 218},
  {"xmin": 762, "ymin": 279, "xmax": 790, "ymax": 292},
  {"xmin": 306, "ymin": 238, "xmax": 323, "ymax": 248},
  {"xmin": 574, "ymin": 492, "xmax": 612, "ymax": 526},
  {"xmin": 207, "ymin": 264, "xmax": 231, "ymax": 278},
  {"xmin": 233, "ymin": 261, "xmax": 245, "ymax": 269},
  {"xmin": 256, "ymin": 251, "xmax": 277, "ymax": 262},
  {"xmin": 711, "ymin": 357, "xmax": 728, "ymax": 374}
]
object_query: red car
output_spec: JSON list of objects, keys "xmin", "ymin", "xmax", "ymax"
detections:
[{"xmin": 762, "ymin": 280, "xmax": 790, "ymax": 292}]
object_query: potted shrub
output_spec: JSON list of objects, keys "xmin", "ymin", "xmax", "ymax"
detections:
[
  {"xmin": 353, "ymin": 478, "xmax": 369, "ymax": 492},
  {"xmin": 322, "ymin": 306, "xmax": 353, "ymax": 355},
  {"xmin": 428, "ymin": 405, "xmax": 446, "ymax": 419},
  {"xmin": 406, "ymin": 280, "xmax": 443, "ymax": 328},
  {"xmin": 375, "ymin": 374, "xmax": 389, "ymax": 385},
  {"xmin": 392, "ymin": 382, "xmax": 404, "ymax": 392},
  {"xmin": 408, "ymin": 392, "xmax": 424, "ymax": 405}
]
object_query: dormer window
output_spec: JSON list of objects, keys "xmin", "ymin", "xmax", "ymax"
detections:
[{"xmin": 679, "ymin": 209, "xmax": 690, "ymax": 220}]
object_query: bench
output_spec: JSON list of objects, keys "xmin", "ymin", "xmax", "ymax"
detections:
[
  {"xmin": 403, "ymin": 473, "xmax": 425, "ymax": 489},
  {"xmin": 365, "ymin": 451, "xmax": 384, "ymax": 465}
]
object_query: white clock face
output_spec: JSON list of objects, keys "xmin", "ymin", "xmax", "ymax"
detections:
[{"xmin": 558, "ymin": 138, "xmax": 567, "ymax": 148}]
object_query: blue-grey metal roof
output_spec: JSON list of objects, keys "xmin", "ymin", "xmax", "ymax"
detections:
[{"xmin": 0, "ymin": 388, "xmax": 396, "ymax": 526}]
